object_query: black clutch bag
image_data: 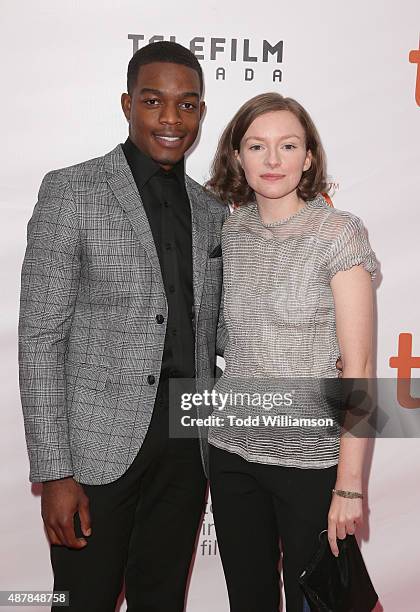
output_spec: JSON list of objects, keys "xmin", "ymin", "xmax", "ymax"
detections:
[{"xmin": 298, "ymin": 530, "xmax": 378, "ymax": 612}]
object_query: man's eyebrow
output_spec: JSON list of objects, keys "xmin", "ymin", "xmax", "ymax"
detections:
[
  {"xmin": 181, "ymin": 92, "xmax": 200, "ymax": 99},
  {"xmin": 139, "ymin": 88, "xmax": 163, "ymax": 96},
  {"xmin": 139, "ymin": 87, "xmax": 200, "ymax": 99}
]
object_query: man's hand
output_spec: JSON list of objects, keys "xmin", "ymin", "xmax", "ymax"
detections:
[{"xmin": 41, "ymin": 477, "xmax": 91, "ymax": 548}]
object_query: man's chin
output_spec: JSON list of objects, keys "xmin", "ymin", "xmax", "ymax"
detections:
[
  {"xmin": 150, "ymin": 140, "xmax": 192, "ymax": 168},
  {"xmin": 152, "ymin": 153, "xmax": 184, "ymax": 169}
]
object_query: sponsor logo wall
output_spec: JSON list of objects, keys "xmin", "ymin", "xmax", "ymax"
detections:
[{"xmin": 1, "ymin": 1, "xmax": 419, "ymax": 610}]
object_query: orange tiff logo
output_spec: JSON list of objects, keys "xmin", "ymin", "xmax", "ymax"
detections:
[
  {"xmin": 389, "ymin": 333, "xmax": 420, "ymax": 408},
  {"xmin": 409, "ymin": 39, "xmax": 420, "ymax": 106}
]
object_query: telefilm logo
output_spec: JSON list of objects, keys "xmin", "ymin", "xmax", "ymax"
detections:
[
  {"xmin": 128, "ymin": 34, "xmax": 284, "ymax": 82},
  {"xmin": 409, "ymin": 38, "xmax": 420, "ymax": 106},
  {"xmin": 389, "ymin": 333, "xmax": 420, "ymax": 409}
]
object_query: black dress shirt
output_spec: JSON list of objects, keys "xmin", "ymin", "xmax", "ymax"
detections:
[{"xmin": 122, "ymin": 138, "xmax": 195, "ymax": 380}]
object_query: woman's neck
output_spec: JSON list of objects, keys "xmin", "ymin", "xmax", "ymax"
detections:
[{"xmin": 256, "ymin": 190, "xmax": 304, "ymax": 225}]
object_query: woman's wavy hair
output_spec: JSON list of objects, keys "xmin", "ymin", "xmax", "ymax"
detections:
[{"xmin": 206, "ymin": 92, "xmax": 328, "ymax": 205}]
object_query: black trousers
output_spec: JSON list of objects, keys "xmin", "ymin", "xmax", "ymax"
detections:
[
  {"xmin": 51, "ymin": 381, "xmax": 207, "ymax": 612},
  {"xmin": 209, "ymin": 444, "xmax": 337, "ymax": 612}
]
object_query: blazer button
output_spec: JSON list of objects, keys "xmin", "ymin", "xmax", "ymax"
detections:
[
  {"xmin": 156, "ymin": 314, "xmax": 164, "ymax": 324},
  {"xmin": 147, "ymin": 374, "xmax": 156, "ymax": 385}
]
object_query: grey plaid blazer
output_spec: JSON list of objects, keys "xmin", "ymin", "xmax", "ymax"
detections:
[{"xmin": 19, "ymin": 145, "xmax": 228, "ymax": 485}]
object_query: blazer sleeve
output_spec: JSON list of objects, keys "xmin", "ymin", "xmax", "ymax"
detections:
[
  {"xmin": 216, "ymin": 282, "xmax": 228, "ymax": 358},
  {"xmin": 215, "ymin": 207, "xmax": 231, "ymax": 358},
  {"xmin": 18, "ymin": 171, "xmax": 81, "ymax": 482}
]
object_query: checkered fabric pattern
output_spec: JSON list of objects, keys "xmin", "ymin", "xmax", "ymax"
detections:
[{"xmin": 19, "ymin": 145, "xmax": 228, "ymax": 484}]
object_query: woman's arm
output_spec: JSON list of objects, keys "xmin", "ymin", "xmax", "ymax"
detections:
[{"xmin": 328, "ymin": 264, "xmax": 374, "ymax": 556}]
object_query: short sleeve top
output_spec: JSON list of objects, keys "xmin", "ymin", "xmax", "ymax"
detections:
[{"xmin": 208, "ymin": 195, "xmax": 377, "ymax": 468}]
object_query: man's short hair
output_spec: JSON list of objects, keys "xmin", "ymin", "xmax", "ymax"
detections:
[{"xmin": 127, "ymin": 41, "xmax": 204, "ymax": 95}]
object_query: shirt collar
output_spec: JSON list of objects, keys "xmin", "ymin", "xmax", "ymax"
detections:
[{"xmin": 122, "ymin": 137, "xmax": 185, "ymax": 189}]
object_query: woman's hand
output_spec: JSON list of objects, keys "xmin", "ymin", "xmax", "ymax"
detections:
[
  {"xmin": 328, "ymin": 264, "xmax": 372, "ymax": 557},
  {"xmin": 327, "ymin": 493, "xmax": 363, "ymax": 556}
]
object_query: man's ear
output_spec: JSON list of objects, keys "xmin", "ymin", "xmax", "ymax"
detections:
[
  {"xmin": 303, "ymin": 149, "xmax": 312, "ymax": 172},
  {"xmin": 121, "ymin": 93, "xmax": 131, "ymax": 122},
  {"xmin": 199, "ymin": 100, "xmax": 206, "ymax": 121}
]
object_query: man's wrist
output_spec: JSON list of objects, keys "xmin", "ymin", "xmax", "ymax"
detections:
[{"xmin": 43, "ymin": 475, "xmax": 75, "ymax": 486}]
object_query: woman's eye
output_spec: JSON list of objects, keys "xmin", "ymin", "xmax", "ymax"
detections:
[
  {"xmin": 282, "ymin": 144, "xmax": 297, "ymax": 150},
  {"xmin": 249, "ymin": 144, "xmax": 263, "ymax": 151}
]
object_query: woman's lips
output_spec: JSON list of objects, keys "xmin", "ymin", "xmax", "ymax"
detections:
[{"xmin": 260, "ymin": 174, "xmax": 286, "ymax": 181}]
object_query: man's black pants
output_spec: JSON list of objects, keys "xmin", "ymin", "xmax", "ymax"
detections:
[
  {"xmin": 209, "ymin": 444, "xmax": 337, "ymax": 612},
  {"xmin": 51, "ymin": 381, "xmax": 207, "ymax": 612}
]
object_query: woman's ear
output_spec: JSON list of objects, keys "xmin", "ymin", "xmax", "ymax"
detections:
[
  {"xmin": 234, "ymin": 149, "xmax": 242, "ymax": 168},
  {"xmin": 303, "ymin": 149, "xmax": 312, "ymax": 172}
]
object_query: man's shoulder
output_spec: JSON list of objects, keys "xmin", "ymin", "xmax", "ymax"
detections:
[
  {"xmin": 41, "ymin": 145, "xmax": 123, "ymax": 191},
  {"xmin": 185, "ymin": 175, "xmax": 229, "ymax": 219}
]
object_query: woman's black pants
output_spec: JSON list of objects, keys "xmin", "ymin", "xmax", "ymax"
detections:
[{"xmin": 209, "ymin": 444, "xmax": 337, "ymax": 612}]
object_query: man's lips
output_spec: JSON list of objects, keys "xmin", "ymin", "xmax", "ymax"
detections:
[
  {"xmin": 153, "ymin": 134, "xmax": 186, "ymax": 148},
  {"xmin": 260, "ymin": 173, "xmax": 286, "ymax": 181}
]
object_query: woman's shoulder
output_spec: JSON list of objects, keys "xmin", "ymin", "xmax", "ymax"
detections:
[
  {"xmin": 223, "ymin": 203, "xmax": 256, "ymax": 230},
  {"xmin": 308, "ymin": 195, "xmax": 368, "ymax": 240}
]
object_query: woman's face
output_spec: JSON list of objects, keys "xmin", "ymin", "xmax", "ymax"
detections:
[{"xmin": 236, "ymin": 110, "xmax": 312, "ymax": 203}]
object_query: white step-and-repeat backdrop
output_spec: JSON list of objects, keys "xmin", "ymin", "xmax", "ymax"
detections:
[{"xmin": 1, "ymin": 1, "xmax": 420, "ymax": 610}]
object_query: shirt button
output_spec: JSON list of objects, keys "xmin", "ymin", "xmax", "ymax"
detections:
[
  {"xmin": 165, "ymin": 242, "xmax": 172, "ymax": 251},
  {"xmin": 169, "ymin": 285, "xmax": 175, "ymax": 293},
  {"xmin": 172, "ymin": 329, "xmax": 177, "ymax": 336},
  {"xmin": 147, "ymin": 374, "xmax": 156, "ymax": 385},
  {"xmin": 164, "ymin": 201, "xmax": 169, "ymax": 208},
  {"xmin": 156, "ymin": 314, "xmax": 164, "ymax": 324}
]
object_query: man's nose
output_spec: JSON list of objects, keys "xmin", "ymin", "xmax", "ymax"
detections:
[{"xmin": 159, "ymin": 103, "xmax": 182, "ymax": 125}]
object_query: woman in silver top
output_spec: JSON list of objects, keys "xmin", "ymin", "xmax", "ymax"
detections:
[{"xmin": 206, "ymin": 93, "xmax": 377, "ymax": 612}]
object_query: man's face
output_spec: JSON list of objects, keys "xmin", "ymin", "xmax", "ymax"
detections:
[{"xmin": 121, "ymin": 62, "xmax": 205, "ymax": 170}]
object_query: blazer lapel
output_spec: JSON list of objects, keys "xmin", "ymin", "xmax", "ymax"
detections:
[
  {"xmin": 104, "ymin": 145, "xmax": 163, "ymax": 283},
  {"xmin": 186, "ymin": 176, "xmax": 209, "ymax": 314}
]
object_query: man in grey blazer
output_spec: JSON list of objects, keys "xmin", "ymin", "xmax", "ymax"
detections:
[{"xmin": 19, "ymin": 41, "xmax": 227, "ymax": 611}]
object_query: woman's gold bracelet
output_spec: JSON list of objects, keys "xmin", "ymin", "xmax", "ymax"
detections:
[{"xmin": 332, "ymin": 488, "xmax": 363, "ymax": 499}]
